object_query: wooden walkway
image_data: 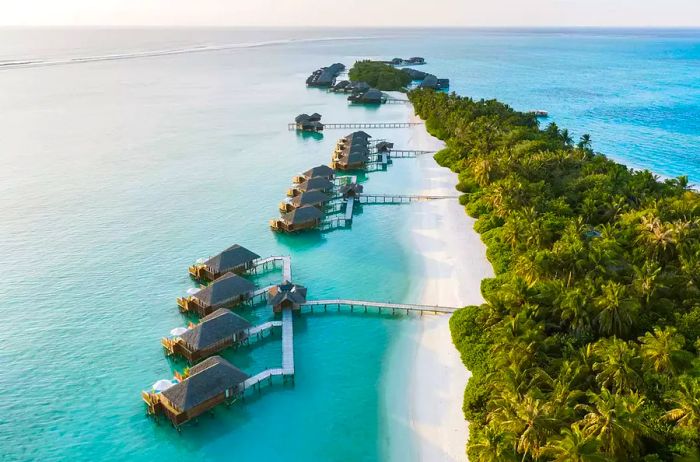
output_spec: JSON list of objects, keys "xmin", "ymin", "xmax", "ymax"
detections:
[
  {"xmin": 241, "ymin": 307, "xmax": 295, "ymax": 392},
  {"xmin": 247, "ymin": 320, "xmax": 282, "ymax": 336},
  {"xmin": 288, "ymin": 122, "xmax": 423, "ymax": 130},
  {"xmin": 384, "ymin": 99, "xmax": 411, "ymax": 104},
  {"xmin": 357, "ymin": 193, "xmax": 459, "ymax": 204},
  {"xmin": 251, "ymin": 256, "xmax": 292, "ymax": 282},
  {"xmin": 300, "ymin": 300, "xmax": 459, "ymax": 314},
  {"xmin": 388, "ymin": 150, "xmax": 436, "ymax": 158}
]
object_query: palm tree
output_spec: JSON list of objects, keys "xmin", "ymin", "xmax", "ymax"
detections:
[
  {"xmin": 664, "ymin": 376, "xmax": 700, "ymax": 429},
  {"xmin": 469, "ymin": 425, "xmax": 518, "ymax": 462},
  {"xmin": 594, "ymin": 282, "xmax": 638, "ymax": 337},
  {"xmin": 592, "ymin": 338, "xmax": 642, "ymax": 393},
  {"xmin": 559, "ymin": 287, "xmax": 593, "ymax": 336},
  {"xmin": 576, "ymin": 390, "xmax": 648, "ymax": 459},
  {"xmin": 577, "ymin": 134, "xmax": 592, "ymax": 151},
  {"xmin": 631, "ymin": 262, "xmax": 663, "ymax": 306},
  {"xmin": 638, "ymin": 327, "xmax": 685, "ymax": 374},
  {"xmin": 542, "ymin": 424, "xmax": 611, "ymax": 462},
  {"xmin": 491, "ymin": 394, "xmax": 558, "ymax": 461}
]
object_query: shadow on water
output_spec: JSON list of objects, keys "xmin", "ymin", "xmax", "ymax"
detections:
[
  {"xmin": 348, "ymin": 102, "xmax": 382, "ymax": 112},
  {"xmin": 272, "ymin": 228, "xmax": 326, "ymax": 247},
  {"xmin": 295, "ymin": 130, "xmax": 324, "ymax": 141}
]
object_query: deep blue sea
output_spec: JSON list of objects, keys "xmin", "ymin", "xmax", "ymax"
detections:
[{"xmin": 0, "ymin": 28, "xmax": 698, "ymax": 461}]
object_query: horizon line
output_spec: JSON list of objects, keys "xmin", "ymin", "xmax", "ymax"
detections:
[{"xmin": 2, "ymin": 24, "xmax": 700, "ymax": 29}]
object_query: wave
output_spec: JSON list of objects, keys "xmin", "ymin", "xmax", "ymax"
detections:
[{"xmin": 0, "ymin": 35, "xmax": 379, "ymax": 70}]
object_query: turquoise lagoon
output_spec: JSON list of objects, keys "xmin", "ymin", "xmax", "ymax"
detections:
[{"xmin": 0, "ymin": 28, "xmax": 698, "ymax": 461}]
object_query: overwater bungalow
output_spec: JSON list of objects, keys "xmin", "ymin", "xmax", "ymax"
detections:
[
  {"xmin": 270, "ymin": 205, "xmax": 323, "ymax": 232},
  {"xmin": 402, "ymin": 68, "xmax": 428, "ymax": 80},
  {"xmin": 279, "ymin": 189, "xmax": 331, "ymax": 212},
  {"xmin": 348, "ymin": 81, "xmax": 370, "ymax": 94},
  {"xmin": 335, "ymin": 132, "xmax": 371, "ymax": 152},
  {"xmin": 406, "ymin": 57, "xmax": 426, "ymax": 65},
  {"xmin": 348, "ymin": 88, "xmax": 387, "ymax": 104},
  {"xmin": 332, "ymin": 150, "xmax": 370, "ymax": 170},
  {"xmin": 143, "ymin": 356, "xmax": 249, "ymax": 428},
  {"xmin": 436, "ymin": 78, "xmax": 450, "ymax": 90},
  {"xmin": 286, "ymin": 176, "xmax": 335, "ymax": 197},
  {"xmin": 268, "ymin": 282, "xmax": 307, "ymax": 313},
  {"xmin": 332, "ymin": 80, "xmax": 350, "ymax": 92},
  {"xmin": 306, "ymin": 63, "xmax": 345, "ymax": 87},
  {"xmin": 177, "ymin": 273, "xmax": 256, "ymax": 317},
  {"xmin": 162, "ymin": 308, "xmax": 252, "ymax": 363},
  {"xmin": 188, "ymin": 244, "xmax": 260, "ymax": 282},
  {"xmin": 419, "ymin": 74, "xmax": 438, "ymax": 89},
  {"xmin": 339, "ymin": 183, "xmax": 364, "ymax": 198},
  {"xmin": 294, "ymin": 113, "xmax": 324, "ymax": 131},
  {"xmin": 293, "ymin": 164, "xmax": 335, "ymax": 183},
  {"xmin": 375, "ymin": 141, "xmax": 394, "ymax": 153}
]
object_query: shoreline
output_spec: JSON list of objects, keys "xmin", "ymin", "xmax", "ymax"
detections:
[{"xmin": 402, "ymin": 109, "xmax": 494, "ymax": 461}]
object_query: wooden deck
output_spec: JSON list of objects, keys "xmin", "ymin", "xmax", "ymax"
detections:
[
  {"xmin": 288, "ymin": 122, "xmax": 423, "ymax": 130},
  {"xmin": 300, "ymin": 300, "xmax": 460, "ymax": 314}
]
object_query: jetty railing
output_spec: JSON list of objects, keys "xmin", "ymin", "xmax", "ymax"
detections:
[
  {"xmin": 288, "ymin": 122, "xmax": 423, "ymax": 130},
  {"xmin": 300, "ymin": 299, "xmax": 460, "ymax": 315},
  {"xmin": 357, "ymin": 193, "xmax": 459, "ymax": 204},
  {"xmin": 242, "ymin": 307, "xmax": 295, "ymax": 393}
]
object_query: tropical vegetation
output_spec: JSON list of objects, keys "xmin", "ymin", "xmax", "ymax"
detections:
[
  {"xmin": 348, "ymin": 60, "xmax": 412, "ymax": 91},
  {"xmin": 409, "ymin": 89, "xmax": 700, "ymax": 461}
]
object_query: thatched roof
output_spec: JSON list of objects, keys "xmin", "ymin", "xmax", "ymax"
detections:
[
  {"xmin": 297, "ymin": 177, "xmax": 334, "ymax": 192},
  {"xmin": 419, "ymin": 74, "xmax": 438, "ymax": 89},
  {"xmin": 180, "ymin": 308, "xmax": 251, "ymax": 351},
  {"xmin": 302, "ymin": 165, "xmax": 335, "ymax": 179},
  {"xmin": 309, "ymin": 113, "xmax": 322, "ymax": 122},
  {"xmin": 339, "ymin": 183, "xmax": 364, "ymax": 197},
  {"xmin": 281, "ymin": 205, "xmax": 323, "ymax": 225},
  {"xmin": 361, "ymin": 89, "xmax": 384, "ymax": 102},
  {"xmin": 204, "ymin": 244, "xmax": 260, "ymax": 274},
  {"xmin": 192, "ymin": 273, "xmax": 256, "ymax": 307},
  {"xmin": 375, "ymin": 141, "xmax": 394, "ymax": 152},
  {"xmin": 269, "ymin": 282, "xmax": 307, "ymax": 306},
  {"xmin": 345, "ymin": 132, "xmax": 371, "ymax": 143},
  {"xmin": 333, "ymin": 80, "xmax": 350, "ymax": 90},
  {"xmin": 337, "ymin": 151, "xmax": 369, "ymax": 166},
  {"xmin": 295, "ymin": 113, "xmax": 310, "ymax": 123},
  {"xmin": 402, "ymin": 68, "xmax": 427, "ymax": 80},
  {"xmin": 291, "ymin": 190, "xmax": 330, "ymax": 207},
  {"xmin": 350, "ymin": 81, "xmax": 370, "ymax": 93},
  {"xmin": 162, "ymin": 356, "xmax": 249, "ymax": 412}
]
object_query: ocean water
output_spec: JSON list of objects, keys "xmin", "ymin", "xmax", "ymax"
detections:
[{"xmin": 0, "ymin": 28, "xmax": 698, "ymax": 461}]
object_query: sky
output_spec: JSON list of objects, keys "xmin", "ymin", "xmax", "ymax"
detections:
[{"xmin": 1, "ymin": 0, "xmax": 700, "ymax": 27}]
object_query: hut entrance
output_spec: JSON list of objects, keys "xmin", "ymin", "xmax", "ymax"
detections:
[{"xmin": 280, "ymin": 300, "xmax": 294, "ymax": 310}]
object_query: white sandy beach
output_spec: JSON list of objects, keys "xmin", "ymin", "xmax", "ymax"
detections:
[{"xmin": 405, "ymin": 111, "xmax": 494, "ymax": 461}]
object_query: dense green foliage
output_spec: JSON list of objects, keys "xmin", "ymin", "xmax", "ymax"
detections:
[
  {"xmin": 348, "ymin": 60, "xmax": 412, "ymax": 91},
  {"xmin": 409, "ymin": 89, "xmax": 700, "ymax": 461}
]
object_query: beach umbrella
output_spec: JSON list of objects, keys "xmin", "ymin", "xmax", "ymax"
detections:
[
  {"xmin": 186, "ymin": 287, "xmax": 201, "ymax": 295},
  {"xmin": 152, "ymin": 379, "xmax": 175, "ymax": 393},
  {"xmin": 170, "ymin": 327, "xmax": 188, "ymax": 337}
]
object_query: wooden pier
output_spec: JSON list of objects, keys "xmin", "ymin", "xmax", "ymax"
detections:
[
  {"xmin": 250, "ymin": 256, "xmax": 292, "ymax": 282},
  {"xmin": 241, "ymin": 307, "xmax": 295, "ymax": 393},
  {"xmin": 384, "ymin": 99, "xmax": 411, "ymax": 104},
  {"xmin": 388, "ymin": 150, "xmax": 436, "ymax": 158},
  {"xmin": 288, "ymin": 122, "xmax": 423, "ymax": 131},
  {"xmin": 300, "ymin": 299, "xmax": 459, "ymax": 315},
  {"xmin": 357, "ymin": 193, "xmax": 459, "ymax": 204}
]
